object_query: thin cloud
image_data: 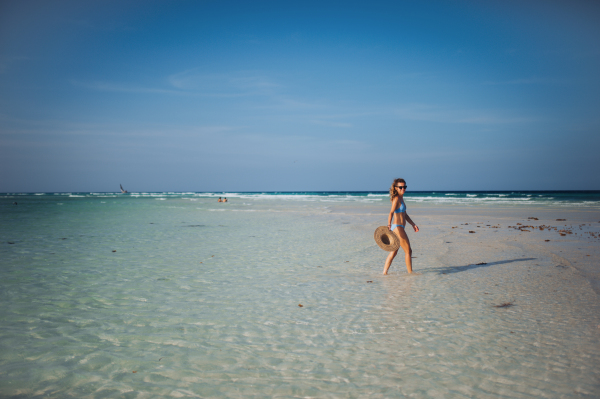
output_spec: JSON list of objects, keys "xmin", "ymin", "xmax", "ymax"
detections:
[
  {"xmin": 216, "ymin": 133, "xmax": 373, "ymax": 163},
  {"xmin": 457, "ymin": 115, "xmax": 538, "ymax": 124},
  {"xmin": 167, "ymin": 69, "xmax": 280, "ymax": 96},
  {"xmin": 393, "ymin": 104, "xmax": 451, "ymax": 122},
  {"xmin": 70, "ymin": 80, "xmax": 193, "ymax": 96},
  {"xmin": 250, "ymin": 96, "xmax": 327, "ymax": 111},
  {"xmin": 310, "ymin": 120, "xmax": 353, "ymax": 128},
  {"xmin": 0, "ymin": 116, "xmax": 238, "ymax": 138},
  {"xmin": 394, "ymin": 104, "xmax": 538, "ymax": 125},
  {"xmin": 74, "ymin": 70, "xmax": 283, "ymax": 98}
]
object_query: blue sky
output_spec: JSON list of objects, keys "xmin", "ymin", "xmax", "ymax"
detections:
[{"xmin": 1, "ymin": 0, "xmax": 599, "ymax": 192}]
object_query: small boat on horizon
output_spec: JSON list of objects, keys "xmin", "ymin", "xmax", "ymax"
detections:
[{"xmin": 120, "ymin": 184, "xmax": 128, "ymax": 194}]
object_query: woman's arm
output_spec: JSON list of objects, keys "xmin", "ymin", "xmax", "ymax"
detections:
[
  {"xmin": 388, "ymin": 197, "xmax": 399, "ymax": 230},
  {"xmin": 405, "ymin": 213, "xmax": 419, "ymax": 232}
]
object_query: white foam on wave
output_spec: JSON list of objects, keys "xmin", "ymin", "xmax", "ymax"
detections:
[
  {"xmin": 177, "ymin": 191, "xmax": 591, "ymax": 206},
  {"xmin": 208, "ymin": 193, "xmax": 385, "ymax": 203},
  {"xmin": 130, "ymin": 192, "xmax": 171, "ymax": 198},
  {"xmin": 30, "ymin": 191, "xmax": 596, "ymax": 208},
  {"xmin": 568, "ymin": 201, "xmax": 600, "ymax": 207},
  {"xmin": 409, "ymin": 196, "xmax": 535, "ymax": 204}
]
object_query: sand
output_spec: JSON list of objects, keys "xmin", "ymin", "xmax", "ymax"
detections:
[{"xmin": 1, "ymin": 196, "xmax": 599, "ymax": 397}]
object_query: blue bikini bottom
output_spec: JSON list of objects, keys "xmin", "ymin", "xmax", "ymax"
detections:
[{"xmin": 391, "ymin": 224, "xmax": 405, "ymax": 230}]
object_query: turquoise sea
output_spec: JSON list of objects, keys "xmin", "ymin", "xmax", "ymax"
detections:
[{"xmin": 1, "ymin": 191, "xmax": 600, "ymax": 398}]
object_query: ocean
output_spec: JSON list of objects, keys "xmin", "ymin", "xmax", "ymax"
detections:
[
  {"xmin": 6, "ymin": 190, "xmax": 600, "ymax": 206},
  {"xmin": 1, "ymin": 191, "xmax": 599, "ymax": 398}
]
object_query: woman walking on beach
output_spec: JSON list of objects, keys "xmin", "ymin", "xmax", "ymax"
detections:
[{"xmin": 384, "ymin": 178, "xmax": 419, "ymax": 275}]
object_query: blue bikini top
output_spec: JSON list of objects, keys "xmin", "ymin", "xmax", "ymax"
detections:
[{"xmin": 394, "ymin": 200, "xmax": 406, "ymax": 213}]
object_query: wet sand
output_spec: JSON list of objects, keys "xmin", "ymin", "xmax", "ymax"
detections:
[{"xmin": 332, "ymin": 203, "xmax": 600, "ymax": 396}]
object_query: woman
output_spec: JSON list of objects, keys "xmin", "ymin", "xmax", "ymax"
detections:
[{"xmin": 384, "ymin": 178, "xmax": 419, "ymax": 275}]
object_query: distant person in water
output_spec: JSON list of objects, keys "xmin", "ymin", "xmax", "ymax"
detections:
[
  {"xmin": 383, "ymin": 178, "xmax": 419, "ymax": 275},
  {"xmin": 218, "ymin": 197, "xmax": 222, "ymax": 202},
  {"xmin": 223, "ymin": 198, "xmax": 228, "ymax": 202}
]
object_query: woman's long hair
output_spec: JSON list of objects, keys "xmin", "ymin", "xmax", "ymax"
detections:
[{"xmin": 389, "ymin": 178, "xmax": 406, "ymax": 202}]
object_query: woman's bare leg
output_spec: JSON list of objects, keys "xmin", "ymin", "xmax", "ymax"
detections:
[
  {"xmin": 397, "ymin": 228, "xmax": 413, "ymax": 273},
  {"xmin": 383, "ymin": 249, "xmax": 398, "ymax": 275},
  {"xmin": 383, "ymin": 227, "xmax": 407, "ymax": 275}
]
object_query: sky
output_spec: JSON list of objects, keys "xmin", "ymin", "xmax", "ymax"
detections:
[{"xmin": 1, "ymin": 0, "xmax": 599, "ymax": 192}]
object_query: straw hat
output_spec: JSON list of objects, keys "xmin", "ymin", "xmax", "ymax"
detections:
[{"xmin": 374, "ymin": 226, "xmax": 400, "ymax": 252}]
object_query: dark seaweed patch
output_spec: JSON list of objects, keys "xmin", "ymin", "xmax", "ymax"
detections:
[{"xmin": 493, "ymin": 302, "xmax": 514, "ymax": 308}]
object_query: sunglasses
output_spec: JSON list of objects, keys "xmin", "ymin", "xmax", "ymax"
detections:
[{"xmin": 395, "ymin": 185, "xmax": 407, "ymax": 190}]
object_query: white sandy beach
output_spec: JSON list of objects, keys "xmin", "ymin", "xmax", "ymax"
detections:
[{"xmin": 1, "ymin": 195, "xmax": 599, "ymax": 397}]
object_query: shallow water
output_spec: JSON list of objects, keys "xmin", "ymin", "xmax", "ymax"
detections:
[{"xmin": 1, "ymin": 195, "xmax": 599, "ymax": 398}]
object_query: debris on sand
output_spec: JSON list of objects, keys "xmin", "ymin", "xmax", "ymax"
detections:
[
  {"xmin": 475, "ymin": 262, "xmax": 487, "ymax": 265},
  {"xmin": 298, "ymin": 304, "xmax": 303, "ymax": 307},
  {"xmin": 469, "ymin": 231, "xmax": 476, "ymax": 233},
  {"xmin": 493, "ymin": 302, "xmax": 514, "ymax": 308}
]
